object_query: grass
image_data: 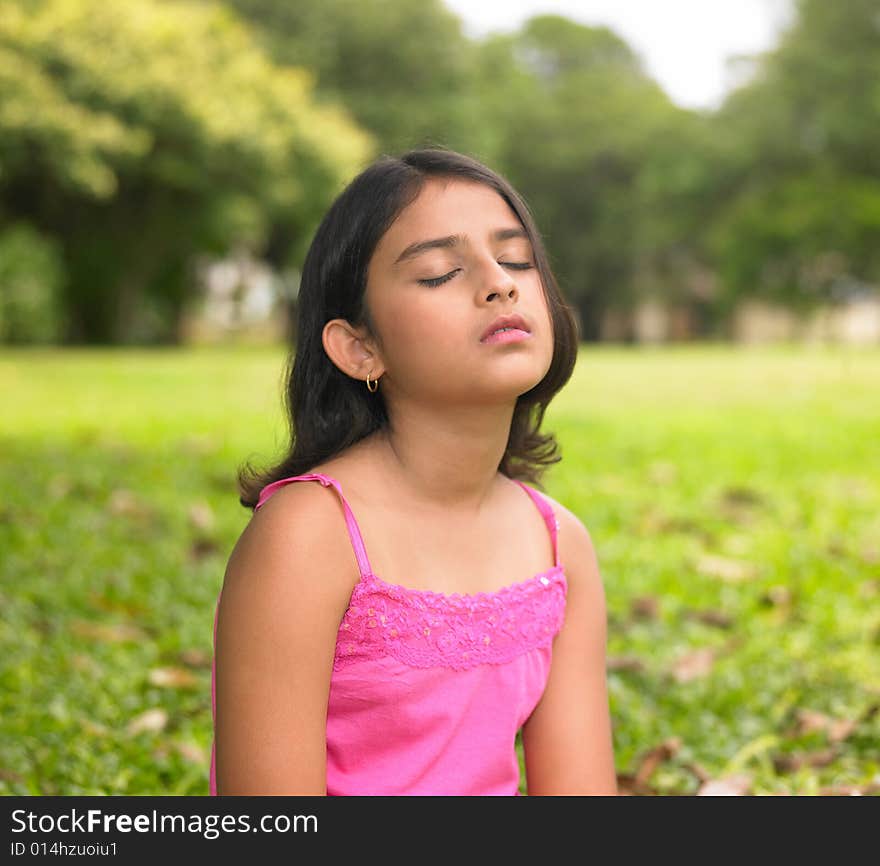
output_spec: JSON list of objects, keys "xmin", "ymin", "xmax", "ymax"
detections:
[{"xmin": 1, "ymin": 342, "xmax": 878, "ymax": 795}]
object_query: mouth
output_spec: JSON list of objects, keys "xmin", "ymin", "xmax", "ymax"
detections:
[{"xmin": 480, "ymin": 313, "xmax": 531, "ymax": 343}]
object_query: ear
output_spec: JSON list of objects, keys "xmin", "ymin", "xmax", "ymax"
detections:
[{"xmin": 322, "ymin": 319, "xmax": 385, "ymax": 383}]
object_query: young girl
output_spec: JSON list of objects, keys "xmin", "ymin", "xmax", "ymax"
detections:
[{"xmin": 209, "ymin": 147, "xmax": 617, "ymax": 796}]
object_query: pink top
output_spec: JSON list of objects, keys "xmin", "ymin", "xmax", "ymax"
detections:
[{"xmin": 209, "ymin": 471, "xmax": 567, "ymax": 796}]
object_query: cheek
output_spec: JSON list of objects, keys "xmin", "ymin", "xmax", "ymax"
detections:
[{"xmin": 382, "ymin": 297, "xmax": 469, "ymax": 357}]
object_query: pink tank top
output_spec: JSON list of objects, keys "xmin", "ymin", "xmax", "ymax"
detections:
[{"xmin": 209, "ymin": 471, "xmax": 567, "ymax": 795}]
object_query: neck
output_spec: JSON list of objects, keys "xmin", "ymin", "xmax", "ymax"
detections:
[{"xmin": 371, "ymin": 403, "xmax": 516, "ymax": 515}]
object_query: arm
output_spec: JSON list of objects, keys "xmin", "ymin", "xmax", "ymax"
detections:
[
  {"xmin": 214, "ymin": 483, "xmax": 358, "ymax": 795},
  {"xmin": 521, "ymin": 501, "xmax": 618, "ymax": 795}
]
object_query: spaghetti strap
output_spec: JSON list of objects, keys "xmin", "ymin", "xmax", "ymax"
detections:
[
  {"xmin": 255, "ymin": 472, "xmax": 373, "ymax": 579},
  {"xmin": 512, "ymin": 479, "xmax": 561, "ymax": 569}
]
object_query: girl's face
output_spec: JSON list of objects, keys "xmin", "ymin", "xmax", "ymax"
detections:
[{"xmin": 364, "ymin": 178, "xmax": 555, "ymax": 407}]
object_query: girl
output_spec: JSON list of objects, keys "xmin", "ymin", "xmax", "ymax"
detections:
[{"xmin": 210, "ymin": 146, "xmax": 617, "ymax": 795}]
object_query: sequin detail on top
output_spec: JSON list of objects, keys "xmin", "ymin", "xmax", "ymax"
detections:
[
  {"xmin": 252, "ymin": 470, "xmax": 567, "ymax": 672},
  {"xmin": 334, "ymin": 567, "xmax": 566, "ymax": 671}
]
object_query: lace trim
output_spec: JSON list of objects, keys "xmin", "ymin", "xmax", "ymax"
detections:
[{"xmin": 333, "ymin": 566, "xmax": 567, "ymax": 671}]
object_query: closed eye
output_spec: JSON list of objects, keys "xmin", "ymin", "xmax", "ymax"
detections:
[{"xmin": 418, "ymin": 262, "xmax": 534, "ymax": 287}]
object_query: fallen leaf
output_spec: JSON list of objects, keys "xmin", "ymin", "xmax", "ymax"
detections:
[
  {"xmin": 48, "ymin": 475, "xmax": 73, "ymax": 499},
  {"xmin": 634, "ymin": 737, "xmax": 682, "ymax": 787},
  {"xmin": 723, "ymin": 534, "xmax": 752, "ymax": 555},
  {"xmin": 630, "ymin": 596, "xmax": 660, "ymax": 620},
  {"xmin": 615, "ymin": 772, "xmax": 655, "ymax": 796},
  {"xmin": 672, "ymin": 647, "xmax": 716, "ymax": 682},
  {"xmin": 773, "ymin": 747, "xmax": 838, "ymax": 773},
  {"xmin": 860, "ymin": 545, "xmax": 879, "ymax": 565},
  {"xmin": 70, "ymin": 654, "xmax": 100, "ymax": 673},
  {"xmin": 859, "ymin": 579, "xmax": 879, "ymax": 598},
  {"xmin": 0, "ymin": 768, "xmax": 24, "ymax": 784},
  {"xmin": 71, "ymin": 620, "xmax": 147, "ymax": 643},
  {"xmin": 188, "ymin": 502, "xmax": 215, "ymax": 533},
  {"xmin": 179, "ymin": 648, "xmax": 212, "ymax": 669},
  {"xmin": 785, "ymin": 708, "xmax": 859, "ymax": 743},
  {"xmin": 760, "ymin": 586, "xmax": 793, "ymax": 607},
  {"xmin": 696, "ymin": 554, "xmax": 757, "ymax": 583},
  {"xmin": 190, "ymin": 538, "xmax": 219, "ymax": 560},
  {"xmin": 127, "ymin": 708, "xmax": 168, "ymax": 736},
  {"xmin": 697, "ymin": 774, "xmax": 752, "ymax": 796},
  {"xmin": 788, "ymin": 708, "xmax": 832, "ymax": 738},
  {"xmin": 828, "ymin": 718, "xmax": 858, "ymax": 743},
  {"xmin": 607, "ymin": 655, "xmax": 646, "ymax": 673},
  {"xmin": 684, "ymin": 609, "xmax": 733, "ymax": 629},
  {"xmin": 174, "ymin": 741, "xmax": 208, "ymax": 765},
  {"xmin": 681, "ymin": 761, "xmax": 712, "ymax": 783},
  {"xmin": 80, "ymin": 719, "xmax": 110, "ymax": 737},
  {"xmin": 87, "ymin": 591, "xmax": 146, "ymax": 618},
  {"xmin": 108, "ymin": 489, "xmax": 150, "ymax": 518},
  {"xmin": 180, "ymin": 434, "xmax": 217, "ymax": 456},
  {"xmin": 648, "ymin": 462, "xmax": 678, "ymax": 484},
  {"xmin": 149, "ymin": 667, "xmax": 199, "ymax": 689}
]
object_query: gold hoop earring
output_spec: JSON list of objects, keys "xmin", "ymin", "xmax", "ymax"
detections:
[{"xmin": 365, "ymin": 371, "xmax": 379, "ymax": 393}]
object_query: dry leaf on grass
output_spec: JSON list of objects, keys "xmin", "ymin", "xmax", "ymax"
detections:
[
  {"xmin": 0, "ymin": 768, "xmax": 24, "ymax": 784},
  {"xmin": 607, "ymin": 655, "xmax": 646, "ymax": 673},
  {"xmin": 697, "ymin": 774, "xmax": 753, "ymax": 796},
  {"xmin": 190, "ymin": 538, "xmax": 220, "ymax": 560},
  {"xmin": 188, "ymin": 502, "xmax": 215, "ymax": 533},
  {"xmin": 773, "ymin": 747, "xmax": 839, "ymax": 773},
  {"xmin": 149, "ymin": 667, "xmax": 199, "ymax": 689},
  {"xmin": 648, "ymin": 461, "xmax": 678, "ymax": 484},
  {"xmin": 127, "ymin": 708, "xmax": 168, "ymax": 736},
  {"xmin": 671, "ymin": 647, "xmax": 716, "ymax": 682},
  {"xmin": 696, "ymin": 554, "xmax": 757, "ymax": 583},
  {"xmin": 80, "ymin": 719, "xmax": 110, "ymax": 738},
  {"xmin": 173, "ymin": 741, "xmax": 208, "ymax": 765},
  {"xmin": 178, "ymin": 648, "xmax": 211, "ymax": 669},
  {"xmin": 615, "ymin": 773, "xmax": 654, "ymax": 796},
  {"xmin": 634, "ymin": 737, "xmax": 682, "ymax": 787},
  {"xmin": 71, "ymin": 620, "xmax": 147, "ymax": 643},
  {"xmin": 785, "ymin": 707, "xmax": 860, "ymax": 743},
  {"xmin": 760, "ymin": 586, "xmax": 793, "ymax": 607},
  {"xmin": 630, "ymin": 596, "xmax": 660, "ymax": 620},
  {"xmin": 684, "ymin": 608, "xmax": 733, "ymax": 629},
  {"xmin": 108, "ymin": 489, "xmax": 154, "ymax": 520}
]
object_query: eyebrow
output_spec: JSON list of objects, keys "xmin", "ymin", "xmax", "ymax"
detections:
[{"xmin": 393, "ymin": 227, "xmax": 530, "ymax": 266}]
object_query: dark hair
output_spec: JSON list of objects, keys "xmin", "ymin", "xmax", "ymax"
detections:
[{"xmin": 237, "ymin": 146, "xmax": 580, "ymax": 508}]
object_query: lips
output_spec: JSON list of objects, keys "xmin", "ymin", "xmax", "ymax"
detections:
[{"xmin": 480, "ymin": 313, "xmax": 531, "ymax": 342}]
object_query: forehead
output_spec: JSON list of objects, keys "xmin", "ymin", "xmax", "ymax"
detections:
[{"xmin": 375, "ymin": 179, "xmax": 526, "ymax": 262}]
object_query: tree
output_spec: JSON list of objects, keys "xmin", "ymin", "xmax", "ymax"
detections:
[
  {"xmin": 219, "ymin": 0, "xmax": 490, "ymax": 158},
  {"xmin": 708, "ymin": 0, "xmax": 880, "ymax": 310},
  {"xmin": 475, "ymin": 15, "xmax": 693, "ymax": 339},
  {"xmin": 0, "ymin": 0, "xmax": 374, "ymax": 343}
]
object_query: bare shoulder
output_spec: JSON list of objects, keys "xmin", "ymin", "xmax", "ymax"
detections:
[
  {"xmin": 539, "ymin": 492, "xmax": 602, "ymax": 587},
  {"xmin": 520, "ymin": 488, "xmax": 617, "ymax": 794},
  {"xmin": 224, "ymin": 478, "xmax": 361, "ymax": 609},
  {"xmin": 215, "ymin": 479, "xmax": 359, "ymax": 794}
]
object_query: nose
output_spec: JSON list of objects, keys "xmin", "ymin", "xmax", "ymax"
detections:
[{"xmin": 483, "ymin": 259, "xmax": 518, "ymax": 302}]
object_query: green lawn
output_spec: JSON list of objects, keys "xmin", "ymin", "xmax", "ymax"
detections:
[{"xmin": 2, "ymin": 342, "xmax": 878, "ymax": 795}]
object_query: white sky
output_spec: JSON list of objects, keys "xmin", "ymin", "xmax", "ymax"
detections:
[{"xmin": 442, "ymin": 0, "xmax": 795, "ymax": 110}]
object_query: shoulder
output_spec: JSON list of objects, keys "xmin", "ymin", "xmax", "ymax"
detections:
[
  {"xmin": 222, "ymin": 478, "xmax": 360, "ymax": 620},
  {"xmin": 539, "ymin": 492, "xmax": 598, "ymax": 568},
  {"xmin": 538, "ymin": 490, "xmax": 605, "ymax": 603}
]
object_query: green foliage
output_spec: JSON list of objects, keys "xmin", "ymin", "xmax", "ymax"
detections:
[
  {"xmin": 0, "ymin": 222, "xmax": 64, "ymax": 343},
  {"xmin": 708, "ymin": 0, "xmax": 880, "ymax": 306},
  {"xmin": 0, "ymin": 0, "xmax": 374, "ymax": 343},
  {"xmin": 221, "ymin": 0, "xmax": 488, "ymax": 157},
  {"xmin": 0, "ymin": 345, "xmax": 878, "ymax": 794},
  {"xmin": 479, "ymin": 16, "xmax": 691, "ymax": 337}
]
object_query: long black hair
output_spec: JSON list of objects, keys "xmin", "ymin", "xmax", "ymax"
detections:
[{"xmin": 238, "ymin": 146, "xmax": 580, "ymax": 508}]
